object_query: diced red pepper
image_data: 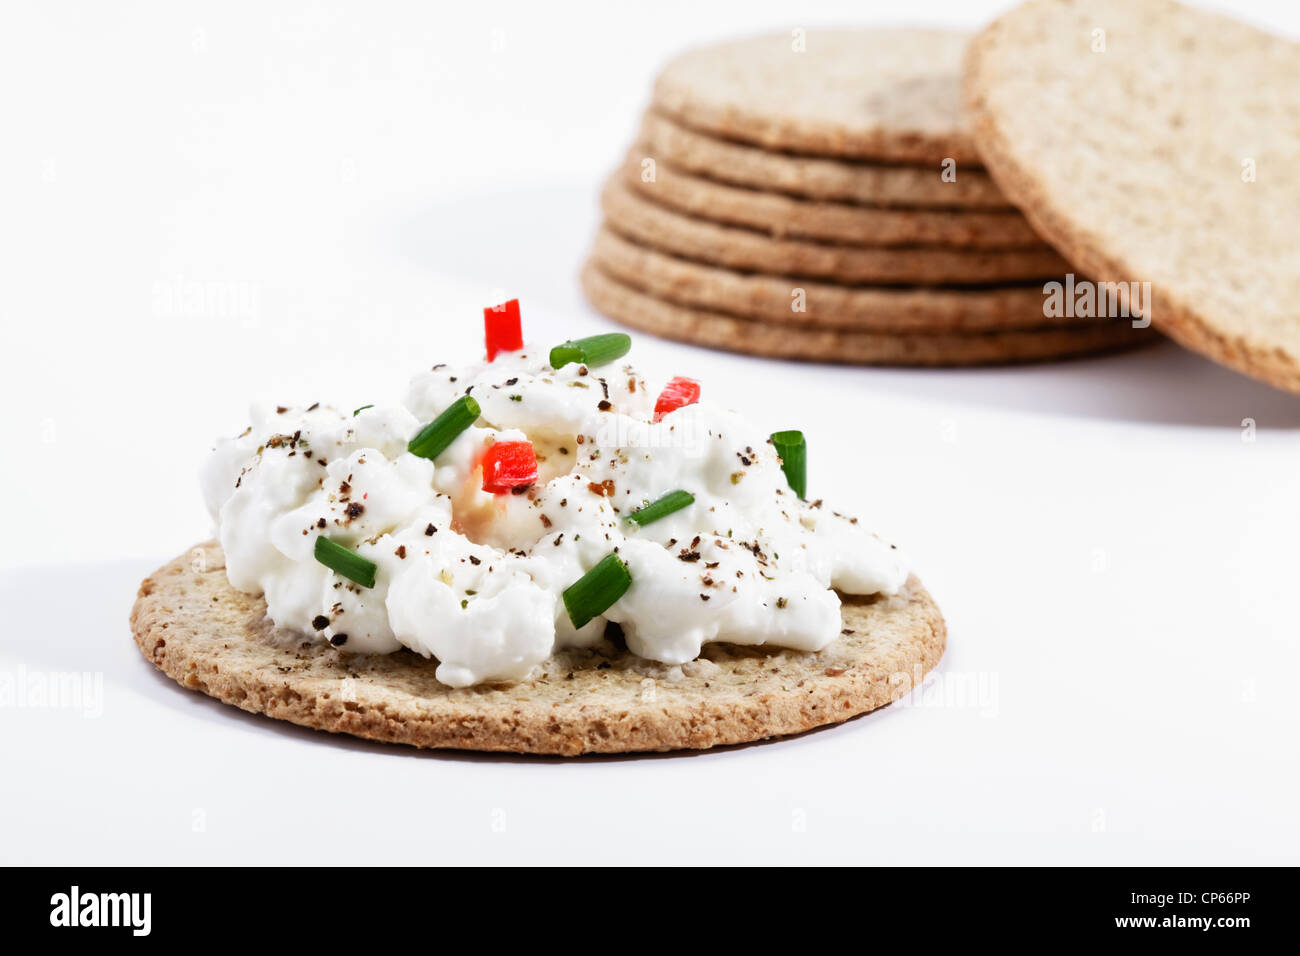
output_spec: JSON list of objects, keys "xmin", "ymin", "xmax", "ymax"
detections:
[
  {"xmin": 653, "ymin": 376, "xmax": 701, "ymax": 422},
  {"xmin": 484, "ymin": 299, "xmax": 523, "ymax": 361},
  {"xmin": 480, "ymin": 440, "xmax": 538, "ymax": 494}
]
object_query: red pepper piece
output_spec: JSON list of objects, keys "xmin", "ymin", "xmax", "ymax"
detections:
[
  {"xmin": 653, "ymin": 376, "xmax": 701, "ymax": 422},
  {"xmin": 480, "ymin": 440, "xmax": 538, "ymax": 494},
  {"xmin": 484, "ymin": 299, "xmax": 523, "ymax": 361}
]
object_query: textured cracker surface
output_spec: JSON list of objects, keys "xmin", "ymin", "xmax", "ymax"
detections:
[
  {"xmin": 964, "ymin": 0, "xmax": 1300, "ymax": 394},
  {"xmin": 582, "ymin": 263, "xmax": 1154, "ymax": 366},
  {"xmin": 602, "ymin": 178, "xmax": 1072, "ymax": 284},
  {"xmin": 590, "ymin": 226, "xmax": 1105, "ymax": 332},
  {"xmin": 131, "ymin": 542, "xmax": 947, "ymax": 755},
  {"xmin": 640, "ymin": 111, "xmax": 1012, "ymax": 209},
  {"xmin": 621, "ymin": 150, "xmax": 1044, "ymax": 249},
  {"xmin": 653, "ymin": 29, "xmax": 982, "ymax": 163}
]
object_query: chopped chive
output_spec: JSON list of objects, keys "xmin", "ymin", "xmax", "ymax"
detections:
[
  {"xmin": 626, "ymin": 489, "xmax": 694, "ymax": 526},
  {"xmin": 314, "ymin": 536, "xmax": 377, "ymax": 588},
  {"xmin": 550, "ymin": 332, "xmax": 631, "ymax": 370},
  {"xmin": 353, "ymin": 404, "xmax": 374, "ymax": 416},
  {"xmin": 408, "ymin": 395, "xmax": 481, "ymax": 461},
  {"xmin": 770, "ymin": 430, "xmax": 806, "ymax": 499},
  {"xmin": 562, "ymin": 552, "xmax": 632, "ymax": 629}
]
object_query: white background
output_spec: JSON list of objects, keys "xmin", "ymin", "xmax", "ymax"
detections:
[{"xmin": 3, "ymin": 0, "xmax": 1298, "ymax": 865}]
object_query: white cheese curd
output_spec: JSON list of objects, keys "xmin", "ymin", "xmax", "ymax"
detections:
[{"xmin": 202, "ymin": 346, "xmax": 908, "ymax": 687}]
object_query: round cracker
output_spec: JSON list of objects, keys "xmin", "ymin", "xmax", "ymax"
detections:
[
  {"xmin": 589, "ymin": 226, "xmax": 1105, "ymax": 332},
  {"xmin": 622, "ymin": 149, "xmax": 1044, "ymax": 249},
  {"xmin": 963, "ymin": 0, "xmax": 1300, "ymax": 394},
  {"xmin": 602, "ymin": 177, "xmax": 1073, "ymax": 284},
  {"xmin": 582, "ymin": 263, "xmax": 1153, "ymax": 366},
  {"xmin": 131, "ymin": 542, "xmax": 947, "ymax": 755},
  {"xmin": 639, "ymin": 111, "xmax": 1013, "ymax": 209},
  {"xmin": 653, "ymin": 29, "xmax": 982, "ymax": 163}
]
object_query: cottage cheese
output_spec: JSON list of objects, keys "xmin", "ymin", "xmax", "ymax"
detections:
[{"xmin": 201, "ymin": 347, "xmax": 907, "ymax": 687}]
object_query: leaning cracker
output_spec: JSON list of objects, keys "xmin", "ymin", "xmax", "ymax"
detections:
[
  {"xmin": 589, "ymin": 226, "xmax": 1102, "ymax": 332},
  {"xmin": 639, "ymin": 111, "xmax": 1013, "ymax": 209},
  {"xmin": 963, "ymin": 0, "xmax": 1300, "ymax": 394},
  {"xmin": 602, "ymin": 178, "xmax": 1072, "ymax": 284},
  {"xmin": 582, "ymin": 263, "xmax": 1153, "ymax": 366},
  {"xmin": 621, "ymin": 150, "xmax": 1044, "ymax": 248},
  {"xmin": 131, "ymin": 542, "xmax": 947, "ymax": 755},
  {"xmin": 653, "ymin": 29, "xmax": 982, "ymax": 163}
]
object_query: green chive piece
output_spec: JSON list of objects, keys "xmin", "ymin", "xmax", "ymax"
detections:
[
  {"xmin": 770, "ymin": 430, "xmax": 807, "ymax": 499},
  {"xmin": 626, "ymin": 489, "xmax": 694, "ymax": 526},
  {"xmin": 408, "ymin": 395, "xmax": 481, "ymax": 461},
  {"xmin": 353, "ymin": 404, "xmax": 374, "ymax": 416},
  {"xmin": 550, "ymin": 333, "xmax": 631, "ymax": 370},
  {"xmin": 314, "ymin": 536, "xmax": 377, "ymax": 588},
  {"xmin": 562, "ymin": 552, "xmax": 632, "ymax": 629}
]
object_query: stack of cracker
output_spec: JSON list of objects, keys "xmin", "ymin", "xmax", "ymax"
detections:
[{"xmin": 582, "ymin": 28, "xmax": 1153, "ymax": 366}]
